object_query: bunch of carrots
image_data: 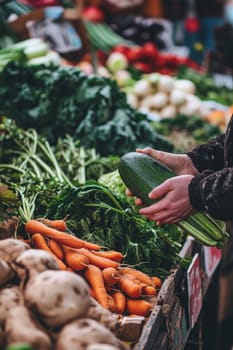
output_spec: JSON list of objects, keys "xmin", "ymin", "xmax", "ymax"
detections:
[{"xmin": 24, "ymin": 219, "xmax": 162, "ymax": 317}]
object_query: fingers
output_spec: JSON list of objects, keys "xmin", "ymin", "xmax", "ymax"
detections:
[
  {"xmin": 136, "ymin": 147, "xmax": 162, "ymax": 160},
  {"xmin": 149, "ymin": 180, "xmax": 171, "ymax": 200},
  {"xmin": 125, "ymin": 188, "xmax": 132, "ymax": 196},
  {"xmin": 136, "ymin": 147, "xmax": 174, "ymax": 169},
  {"xmin": 135, "ymin": 198, "xmax": 143, "ymax": 206},
  {"xmin": 126, "ymin": 188, "xmax": 143, "ymax": 206}
]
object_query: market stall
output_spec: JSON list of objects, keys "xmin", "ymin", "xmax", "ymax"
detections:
[{"xmin": 0, "ymin": 1, "xmax": 232, "ymax": 349}]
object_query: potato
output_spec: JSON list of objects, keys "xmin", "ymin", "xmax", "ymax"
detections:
[
  {"xmin": 0, "ymin": 239, "xmax": 29, "ymax": 265},
  {"xmin": 0, "ymin": 286, "xmax": 23, "ymax": 326},
  {"xmin": 15, "ymin": 249, "xmax": 59, "ymax": 287},
  {"xmin": 25, "ymin": 270, "xmax": 90, "ymax": 327},
  {"xmin": 87, "ymin": 297, "xmax": 121, "ymax": 335},
  {"xmin": 0, "ymin": 259, "xmax": 14, "ymax": 286},
  {"xmin": 56, "ymin": 318, "xmax": 129, "ymax": 350},
  {"xmin": 5, "ymin": 305, "xmax": 51, "ymax": 350}
]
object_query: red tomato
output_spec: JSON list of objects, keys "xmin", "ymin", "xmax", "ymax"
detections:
[
  {"xmin": 133, "ymin": 61, "xmax": 152, "ymax": 73},
  {"xmin": 112, "ymin": 46, "xmax": 130, "ymax": 58},
  {"xmin": 142, "ymin": 42, "xmax": 159, "ymax": 59},
  {"xmin": 156, "ymin": 68, "xmax": 175, "ymax": 75},
  {"xmin": 127, "ymin": 47, "xmax": 144, "ymax": 63}
]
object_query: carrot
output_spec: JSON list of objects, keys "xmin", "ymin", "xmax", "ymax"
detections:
[
  {"xmin": 31, "ymin": 233, "xmax": 67, "ymax": 270},
  {"xmin": 107, "ymin": 294, "xmax": 116, "ymax": 313},
  {"xmin": 118, "ymin": 276, "xmax": 142, "ymax": 299},
  {"xmin": 142, "ymin": 285, "xmax": 157, "ymax": 296},
  {"xmin": 126, "ymin": 299, "xmax": 152, "ymax": 317},
  {"xmin": 76, "ymin": 248, "xmax": 120, "ymax": 270},
  {"xmin": 84, "ymin": 264, "xmax": 109, "ymax": 309},
  {"xmin": 25, "ymin": 220, "xmax": 100, "ymax": 251},
  {"xmin": 63, "ymin": 246, "xmax": 89, "ymax": 271},
  {"xmin": 112, "ymin": 291, "xmax": 126, "ymax": 314},
  {"xmin": 151, "ymin": 276, "xmax": 162, "ymax": 289},
  {"xmin": 119, "ymin": 267, "xmax": 154, "ymax": 287},
  {"xmin": 92, "ymin": 250, "xmax": 124, "ymax": 263},
  {"xmin": 102, "ymin": 267, "xmax": 120, "ymax": 286},
  {"xmin": 48, "ymin": 239, "xmax": 64, "ymax": 260},
  {"xmin": 39, "ymin": 218, "xmax": 67, "ymax": 231},
  {"xmin": 118, "ymin": 273, "xmax": 142, "ymax": 285}
]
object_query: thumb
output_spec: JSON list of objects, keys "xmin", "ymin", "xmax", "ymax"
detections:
[{"xmin": 148, "ymin": 180, "xmax": 171, "ymax": 200}]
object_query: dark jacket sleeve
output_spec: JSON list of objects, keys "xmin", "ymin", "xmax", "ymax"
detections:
[
  {"xmin": 189, "ymin": 167, "xmax": 233, "ymax": 220},
  {"xmin": 187, "ymin": 134, "xmax": 225, "ymax": 172}
]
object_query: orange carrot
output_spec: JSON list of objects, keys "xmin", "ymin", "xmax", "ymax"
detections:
[
  {"xmin": 63, "ymin": 246, "xmax": 89, "ymax": 271},
  {"xmin": 92, "ymin": 250, "xmax": 124, "ymax": 263},
  {"xmin": 102, "ymin": 267, "xmax": 120, "ymax": 286},
  {"xmin": 119, "ymin": 267, "xmax": 154, "ymax": 287},
  {"xmin": 107, "ymin": 294, "xmax": 116, "ymax": 313},
  {"xmin": 84, "ymin": 264, "xmax": 109, "ymax": 309},
  {"xmin": 31, "ymin": 233, "xmax": 67, "ymax": 270},
  {"xmin": 76, "ymin": 248, "xmax": 120, "ymax": 270},
  {"xmin": 39, "ymin": 218, "xmax": 67, "ymax": 231},
  {"xmin": 126, "ymin": 299, "xmax": 152, "ymax": 317},
  {"xmin": 142, "ymin": 285, "xmax": 157, "ymax": 296},
  {"xmin": 112, "ymin": 291, "xmax": 126, "ymax": 314},
  {"xmin": 151, "ymin": 276, "xmax": 162, "ymax": 289},
  {"xmin": 25, "ymin": 220, "xmax": 100, "ymax": 251},
  {"xmin": 118, "ymin": 276, "xmax": 142, "ymax": 299},
  {"xmin": 48, "ymin": 239, "xmax": 64, "ymax": 260},
  {"xmin": 118, "ymin": 273, "xmax": 142, "ymax": 285}
]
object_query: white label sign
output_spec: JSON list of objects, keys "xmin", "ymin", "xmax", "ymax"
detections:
[
  {"xmin": 187, "ymin": 253, "xmax": 202, "ymax": 328},
  {"xmin": 203, "ymin": 246, "xmax": 222, "ymax": 278}
]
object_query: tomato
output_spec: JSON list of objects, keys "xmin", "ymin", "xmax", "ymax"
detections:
[
  {"xmin": 156, "ymin": 68, "xmax": 175, "ymax": 76},
  {"xmin": 112, "ymin": 46, "xmax": 130, "ymax": 58},
  {"xmin": 133, "ymin": 61, "xmax": 152, "ymax": 73},
  {"xmin": 142, "ymin": 42, "xmax": 159, "ymax": 59},
  {"xmin": 127, "ymin": 47, "xmax": 144, "ymax": 63}
]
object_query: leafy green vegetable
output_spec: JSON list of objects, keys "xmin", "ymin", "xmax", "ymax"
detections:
[
  {"xmin": 47, "ymin": 183, "xmax": 183, "ymax": 276},
  {"xmin": 0, "ymin": 62, "xmax": 173, "ymax": 156}
]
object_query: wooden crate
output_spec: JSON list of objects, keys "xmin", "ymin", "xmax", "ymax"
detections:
[
  {"xmin": 133, "ymin": 236, "xmax": 220, "ymax": 350},
  {"xmin": 7, "ymin": 4, "xmax": 90, "ymax": 61}
]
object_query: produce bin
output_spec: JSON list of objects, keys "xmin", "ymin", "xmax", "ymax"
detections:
[{"xmin": 133, "ymin": 236, "xmax": 221, "ymax": 350}]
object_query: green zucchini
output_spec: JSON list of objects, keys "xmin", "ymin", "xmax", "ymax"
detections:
[{"xmin": 118, "ymin": 152, "xmax": 228, "ymax": 248}]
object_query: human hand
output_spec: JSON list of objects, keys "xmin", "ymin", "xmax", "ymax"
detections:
[
  {"xmin": 125, "ymin": 188, "xmax": 143, "ymax": 206},
  {"xmin": 136, "ymin": 147, "xmax": 199, "ymax": 176},
  {"xmin": 139, "ymin": 175, "xmax": 195, "ymax": 225}
]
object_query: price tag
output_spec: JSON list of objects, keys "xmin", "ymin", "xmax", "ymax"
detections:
[
  {"xmin": 203, "ymin": 246, "xmax": 222, "ymax": 278},
  {"xmin": 187, "ymin": 253, "xmax": 202, "ymax": 328}
]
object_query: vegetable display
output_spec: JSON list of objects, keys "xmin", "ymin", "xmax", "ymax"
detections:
[
  {"xmin": 23, "ymin": 218, "xmax": 162, "ymax": 315},
  {"xmin": 0, "ymin": 62, "xmax": 173, "ymax": 155},
  {"xmin": 0, "ymin": 39, "xmax": 60, "ymax": 71},
  {"xmin": 0, "ymin": 238, "xmax": 131, "ymax": 350},
  {"xmin": 118, "ymin": 152, "xmax": 228, "ymax": 248},
  {"xmin": 46, "ymin": 183, "xmax": 182, "ymax": 276}
]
